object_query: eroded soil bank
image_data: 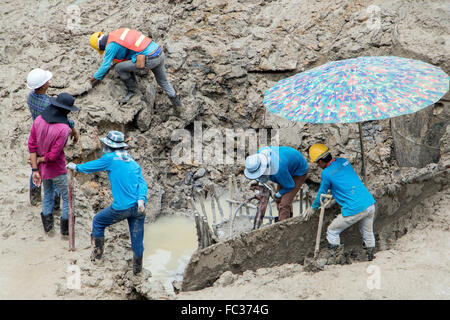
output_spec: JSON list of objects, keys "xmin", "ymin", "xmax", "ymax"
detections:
[
  {"xmin": 0, "ymin": 0, "xmax": 449, "ymax": 300},
  {"xmin": 181, "ymin": 163, "xmax": 450, "ymax": 292}
]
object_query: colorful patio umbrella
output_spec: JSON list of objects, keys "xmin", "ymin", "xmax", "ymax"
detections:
[{"xmin": 263, "ymin": 56, "xmax": 449, "ymax": 182}]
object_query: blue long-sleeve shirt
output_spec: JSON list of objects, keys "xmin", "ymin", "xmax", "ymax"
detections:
[
  {"xmin": 75, "ymin": 152, "xmax": 148, "ymax": 210},
  {"xmin": 312, "ymin": 158, "xmax": 375, "ymax": 216},
  {"xmin": 258, "ymin": 146, "xmax": 309, "ymax": 196},
  {"xmin": 93, "ymin": 40, "xmax": 160, "ymax": 80}
]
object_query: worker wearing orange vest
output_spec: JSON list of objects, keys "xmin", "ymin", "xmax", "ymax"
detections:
[{"xmin": 89, "ymin": 28, "xmax": 182, "ymax": 112}]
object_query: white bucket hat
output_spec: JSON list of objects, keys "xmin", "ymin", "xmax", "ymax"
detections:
[
  {"xmin": 244, "ymin": 153, "xmax": 271, "ymax": 180},
  {"xmin": 27, "ymin": 68, "xmax": 53, "ymax": 90}
]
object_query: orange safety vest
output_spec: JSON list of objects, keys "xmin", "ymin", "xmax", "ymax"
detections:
[
  {"xmin": 107, "ymin": 28, "xmax": 152, "ymax": 52},
  {"xmin": 107, "ymin": 28, "xmax": 152, "ymax": 63}
]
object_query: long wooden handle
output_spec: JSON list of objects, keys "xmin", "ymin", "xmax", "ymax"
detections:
[
  {"xmin": 314, "ymin": 198, "xmax": 332, "ymax": 258},
  {"xmin": 68, "ymin": 170, "xmax": 75, "ymax": 251}
]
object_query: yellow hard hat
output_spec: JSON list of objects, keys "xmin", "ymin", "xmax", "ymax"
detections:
[
  {"xmin": 309, "ymin": 143, "xmax": 330, "ymax": 163},
  {"xmin": 89, "ymin": 32, "xmax": 104, "ymax": 55}
]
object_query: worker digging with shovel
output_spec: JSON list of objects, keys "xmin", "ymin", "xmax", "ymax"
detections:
[
  {"xmin": 303, "ymin": 143, "xmax": 376, "ymax": 261},
  {"xmin": 89, "ymin": 28, "xmax": 182, "ymax": 115}
]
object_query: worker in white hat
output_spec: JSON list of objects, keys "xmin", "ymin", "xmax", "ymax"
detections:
[
  {"xmin": 245, "ymin": 146, "xmax": 308, "ymax": 222},
  {"xmin": 26, "ymin": 68, "xmax": 79, "ymax": 208}
]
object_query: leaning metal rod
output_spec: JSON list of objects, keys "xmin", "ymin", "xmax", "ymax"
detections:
[
  {"xmin": 68, "ymin": 170, "xmax": 75, "ymax": 252},
  {"xmin": 299, "ymin": 187, "xmax": 303, "ymax": 216},
  {"xmin": 226, "ymin": 199, "xmax": 257, "ymax": 209},
  {"xmin": 229, "ymin": 196, "xmax": 257, "ymax": 239},
  {"xmin": 358, "ymin": 122, "xmax": 367, "ymax": 185},
  {"xmin": 202, "ymin": 216, "xmax": 210, "ymax": 248},
  {"xmin": 210, "ymin": 194, "xmax": 217, "ymax": 225},
  {"xmin": 189, "ymin": 198, "xmax": 204, "ymax": 249},
  {"xmin": 194, "ymin": 213, "xmax": 203, "ymax": 249},
  {"xmin": 211, "ymin": 187, "xmax": 225, "ymax": 221}
]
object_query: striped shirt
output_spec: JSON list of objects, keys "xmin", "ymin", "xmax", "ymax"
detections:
[{"xmin": 27, "ymin": 91, "xmax": 75, "ymax": 128}]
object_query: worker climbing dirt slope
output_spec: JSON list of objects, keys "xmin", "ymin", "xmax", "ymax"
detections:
[{"xmin": 89, "ymin": 28, "xmax": 182, "ymax": 114}]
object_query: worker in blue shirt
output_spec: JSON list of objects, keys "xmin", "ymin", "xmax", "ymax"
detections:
[
  {"xmin": 244, "ymin": 146, "xmax": 308, "ymax": 222},
  {"xmin": 66, "ymin": 131, "xmax": 148, "ymax": 275},
  {"xmin": 305, "ymin": 143, "xmax": 376, "ymax": 261},
  {"xmin": 89, "ymin": 28, "xmax": 182, "ymax": 113}
]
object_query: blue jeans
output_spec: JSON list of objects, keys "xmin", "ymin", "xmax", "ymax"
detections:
[
  {"xmin": 91, "ymin": 204, "xmax": 145, "ymax": 258},
  {"xmin": 42, "ymin": 174, "xmax": 69, "ymax": 219}
]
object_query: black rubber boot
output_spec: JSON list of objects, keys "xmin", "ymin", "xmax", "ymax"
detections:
[
  {"xmin": 91, "ymin": 236, "xmax": 105, "ymax": 261},
  {"xmin": 328, "ymin": 243, "xmax": 339, "ymax": 251},
  {"xmin": 30, "ymin": 186, "xmax": 41, "ymax": 206},
  {"xmin": 169, "ymin": 95, "xmax": 182, "ymax": 116},
  {"xmin": 60, "ymin": 218, "xmax": 69, "ymax": 236},
  {"xmin": 40, "ymin": 212, "xmax": 54, "ymax": 233},
  {"xmin": 119, "ymin": 77, "xmax": 137, "ymax": 104},
  {"xmin": 327, "ymin": 243, "xmax": 340, "ymax": 257},
  {"xmin": 169, "ymin": 95, "xmax": 182, "ymax": 107},
  {"xmin": 365, "ymin": 246, "xmax": 375, "ymax": 261},
  {"xmin": 133, "ymin": 255, "xmax": 143, "ymax": 275}
]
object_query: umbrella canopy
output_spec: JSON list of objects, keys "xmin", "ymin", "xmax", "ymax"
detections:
[{"xmin": 263, "ymin": 56, "xmax": 449, "ymax": 124}]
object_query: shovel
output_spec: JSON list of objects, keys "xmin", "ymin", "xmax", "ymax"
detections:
[{"xmin": 313, "ymin": 194, "xmax": 333, "ymax": 258}]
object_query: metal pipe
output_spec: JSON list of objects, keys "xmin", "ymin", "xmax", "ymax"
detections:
[
  {"xmin": 210, "ymin": 195, "xmax": 217, "ymax": 225},
  {"xmin": 225, "ymin": 199, "xmax": 257, "ymax": 209},
  {"xmin": 194, "ymin": 213, "xmax": 203, "ymax": 249},
  {"xmin": 212, "ymin": 187, "xmax": 225, "ymax": 221},
  {"xmin": 299, "ymin": 187, "xmax": 303, "ymax": 216},
  {"xmin": 68, "ymin": 170, "xmax": 75, "ymax": 251},
  {"xmin": 228, "ymin": 175, "xmax": 233, "ymax": 220},
  {"xmin": 358, "ymin": 122, "xmax": 367, "ymax": 185}
]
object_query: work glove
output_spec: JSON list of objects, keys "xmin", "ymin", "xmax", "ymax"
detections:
[
  {"xmin": 138, "ymin": 200, "xmax": 145, "ymax": 214},
  {"xmin": 302, "ymin": 207, "xmax": 317, "ymax": 221},
  {"xmin": 66, "ymin": 162, "xmax": 77, "ymax": 171}
]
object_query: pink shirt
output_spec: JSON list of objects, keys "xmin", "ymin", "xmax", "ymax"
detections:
[{"xmin": 28, "ymin": 116, "xmax": 71, "ymax": 180}]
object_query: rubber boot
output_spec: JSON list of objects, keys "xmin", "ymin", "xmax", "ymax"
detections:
[
  {"xmin": 327, "ymin": 243, "xmax": 340, "ymax": 258},
  {"xmin": 60, "ymin": 218, "xmax": 69, "ymax": 236},
  {"xmin": 365, "ymin": 246, "xmax": 375, "ymax": 261},
  {"xmin": 30, "ymin": 185, "xmax": 41, "ymax": 206},
  {"xmin": 133, "ymin": 255, "xmax": 143, "ymax": 275},
  {"xmin": 90, "ymin": 236, "xmax": 105, "ymax": 261},
  {"xmin": 119, "ymin": 77, "xmax": 136, "ymax": 105},
  {"xmin": 169, "ymin": 95, "xmax": 182, "ymax": 116},
  {"xmin": 40, "ymin": 212, "xmax": 54, "ymax": 233}
]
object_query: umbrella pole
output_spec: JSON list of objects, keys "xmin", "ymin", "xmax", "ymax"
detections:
[{"xmin": 358, "ymin": 123, "xmax": 367, "ymax": 185}]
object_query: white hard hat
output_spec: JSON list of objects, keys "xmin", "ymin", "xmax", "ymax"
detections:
[{"xmin": 26, "ymin": 68, "xmax": 53, "ymax": 90}]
